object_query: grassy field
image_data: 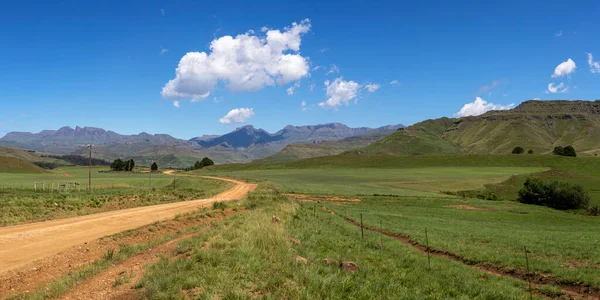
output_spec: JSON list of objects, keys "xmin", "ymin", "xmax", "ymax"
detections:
[
  {"xmin": 185, "ymin": 154, "xmax": 600, "ymax": 296},
  {"xmin": 137, "ymin": 188, "xmax": 539, "ymax": 299},
  {"xmin": 0, "ymin": 166, "xmax": 233, "ymax": 226},
  {"xmin": 202, "ymin": 167, "xmax": 546, "ymax": 197},
  {"xmin": 325, "ymin": 195, "xmax": 600, "ymax": 291}
]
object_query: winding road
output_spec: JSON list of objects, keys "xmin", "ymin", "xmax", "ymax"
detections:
[{"xmin": 0, "ymin": 176, "xmax": 256, "ymax": 274}]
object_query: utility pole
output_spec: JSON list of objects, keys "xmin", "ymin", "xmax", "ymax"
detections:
[{"xmin": 88, "ymin": 144, "xmax": 92, "ymax": 193}]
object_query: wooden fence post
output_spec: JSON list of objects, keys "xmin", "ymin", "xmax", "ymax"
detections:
[
  {"xmin": 524, "ymin": 246, "xmax": 533, "ymax": 300},
  {"xmin": 426, "ymin": 228, "xmax": 431, "ymax": 269},
  {"xmin": 360, "ymin": 213, "xmax": 364, "ymax": 240}
]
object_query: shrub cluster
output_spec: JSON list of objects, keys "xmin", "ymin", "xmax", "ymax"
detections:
[
  {"xmin": 184, "ymin": 157, "xmax": 215, "ymax": 171},
  {"xmin": 511, "ymin": 147, "xmax": 533, "ymax": 155},
  {"xmin": 552, "ymin": 145, "xmax": 576, "ymax": 157},
  {"xmin": 110, "ymin": 159, "xmax": 135, "ymax": 171},
  {"xmin": 518, "ymin": 178, "xmax": 590, "ymax": 210}
]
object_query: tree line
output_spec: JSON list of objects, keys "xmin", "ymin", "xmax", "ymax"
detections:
[
  {"xmin": 511, "ymin": 145, "xmax": 577, "ymax": 157},
  {"xmin": 110, "ymin": 158, "xmax": 136, "ymax": 171}
]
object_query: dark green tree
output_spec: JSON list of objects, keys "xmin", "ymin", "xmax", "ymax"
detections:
[
  {"xmin": 553, "ymin": 145, "xmax": 577, "ymax": 157},
  {"xmin": 553, "ymin": 146, "xmax": 564, "ymax": 156},
  {"xmin": 110, "ymin": 158, "xmax": 125, "ymax": 171},
  {"xmin": 151, "ymin": 162, "xmax": 158, "ymax": 172},
  {"xmin": 562, "ymin": 145, "xmax": 577, "ymax": 157},
  {"xmin": 511, "ymin": 146, "xmax": 525, "ymax": 154},
  {"xmin": 201, "ymin": 157, "xmax": 214, "ymax": 167},
  {"xmin": 527, "ymin": 149, "xmax": 534, "ymax": 154},
  {"xmin": 124, "ymin": 159, "xmax": 135, "ymax": 171},
  {"xmin": 518, "ymin": 178, "xmax": 589, "ymax": 210},
  {"xmin": 194, "ymin": 161, "xmax": 203, "ymax": 170}
]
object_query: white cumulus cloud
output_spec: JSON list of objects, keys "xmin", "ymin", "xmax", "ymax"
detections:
[
  {"xmin": 301, "ymin": 100, "xmax": 308, "ymax": 112},
  {"xmin": 551, "ymin": 58, "xmax": 576, "ymax": 78},
  {"xmin": 547, "ymin": 82, "xmax": 568, "ymax": 93},
  {"xmin": 455, "ymin": 97, "xmax": 514, "ymax": 117},
  {"xmin": 587, "ymin": 53, "xmax": 600, "ymax": 74},
  {"xmin": 319, "ymin": 78, "xmax": 361, "ymax": 109},
  {"xmin": 162, "ymin": 19, "xmax": 311, "ymax": 101},
  {"xmin": 365, "ymin": 83, "xmax": 381, "ymax": 93},
  {"xmin": 219, "ymin": 108, "xmax": 254, "ymax": 124},
  {"xmin": 173, "ymin": 101, "xmax": 180, "ymax": 108}
]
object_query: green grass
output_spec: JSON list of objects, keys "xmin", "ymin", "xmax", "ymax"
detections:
[
  {"xmin": 200, "ymin": 167, "xmax": 546, "ymax": 196},
  {"xmin": 327, "ymin": 194, "xmax": 600, "ymax": 290},
  {"xmin": 190, "ymin": 154, "xmax": 600, "ymax": 294},
  {"xmin": 0, "ymin": 166, "xmax": 233, "ymax": 226},
  {"xmin": 137, "ymin": 189, "xmax": 537, "ymax": 299}
]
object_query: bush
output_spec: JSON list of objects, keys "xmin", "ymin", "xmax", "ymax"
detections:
[
  {"xmin": 512, "ymin": 147, "xmax": 525, "ymax": 154},
  {"xmin": 212, "ymin": 201, "xmax": 227, "ymax": 210},
  {"xmin": 518, "ymin": 178, "xmax": 589, "ymax": 210},
  {"xmin": 553, "ymin": 145, "xmax": 577, "ymax": 157},
  {"xmin": 527, "ymin": 149, "xmax": 534, "ymax": 154},
  {"xmin": 588, "ymin": 205, "xmax": 600, "ymax": 216}
]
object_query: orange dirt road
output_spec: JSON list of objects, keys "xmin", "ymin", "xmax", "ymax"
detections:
[{"xmin": 0, "ymin": 176, "xmax": 256, "ymax": 274}]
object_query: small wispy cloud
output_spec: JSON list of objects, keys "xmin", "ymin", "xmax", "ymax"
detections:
[
  {"xmin": 389, "ymin": 80, "xmax": 399, "ymax": 85},
  {"xmin": 161, "ymin": 8, "xmax": 165, "ymax": 16},
  {"xmin": 326, "ymin": 64, "xmax": 340, "ymax": 75},
  {"xmin": 547, "ymin": 82, "xmax": 568, "ymax": 93},
  {"xmin": 311, "ymin": 66, "xmax": 322, "ymax": 71},
  {"xmin": 173, "ymin": 101, "xmax": 180, "ymax": 108},
  {"xmin": 160, "ymin": 46, "xmax": 169, "ymax": 55},
  {"xmin": 287, "ymin": 82, "xmax": 301, "ymax": 96},
  {"xmin": 587, "ymin": 53, "xmax": 600, "ymax": 74},
  {"xmin": 365, "ymin": 83, "xmax": 381, "ymax": 93},
  {"xmin": 320, "ymin": 48, "xmax": 328, "ymax": 53},
  {"xmin": 301, "ymin": 100, "xmax": 309, "ymax": 112},
  {"xmin": 476, "ymin": 79, "xmax": 507, "ymax": 96},
  {"xmin": 308, "ymin": 83, "xmax": 315, "ymax": 91},
  {"xmin": 555, "ymin": 30, "xmax": 562, "ymax": 37}
]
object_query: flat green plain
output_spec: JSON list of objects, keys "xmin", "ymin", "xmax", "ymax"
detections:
[{"xmin": 206, "ymin": 167, "xmax": 546, "ymax": 197}]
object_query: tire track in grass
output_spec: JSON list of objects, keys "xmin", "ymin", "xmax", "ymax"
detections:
[{"xmin": 321, "ymin": 205, "xmax": 596, "ymax": 299}]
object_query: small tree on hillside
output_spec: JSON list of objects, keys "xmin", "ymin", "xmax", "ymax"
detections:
[
  {"xmin": 201, "ymin": 157, "xmax": 214, "ymax": 167},
  {"xmin": 527, "ymin": 149, "xmax": 534, "ymax": 154},
  {"xmin": 563, "ymin": 145, "xmax": 577, "ymax": 157},
  {"xmin": 512, "ymin": 146, "xmax": 525, "ymax": 154},
  {"xmin": 553, "ymin": 145, "xmax": 577, "ymax": 157},
  {"xmin": 194, "ymin": 161, "xmax": 203, "ymax": 170},
  {"xmin": 151, "ymin": 162, "xmax": 158, "ymax": 172}
]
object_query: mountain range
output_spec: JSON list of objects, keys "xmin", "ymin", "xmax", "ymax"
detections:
[{"xmin": 0, "ymin": 123, "xmax": 404, "ymax": 167}]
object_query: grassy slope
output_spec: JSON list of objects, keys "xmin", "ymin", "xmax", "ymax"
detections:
[
  {"xmin": 138, "ymin": 189, "xmax": 535, "ymax": 299},
  {"xmin": 360, "ymin": 100, "xmax": 600, "ymax": 157},
  {"xmin": 0, "ymin": 146, "xmax": 70, "ymax": 165},
  {"xmin": 0, "ymin": 156, "xmax": 46, "ymax": 173},
  {"xmin": 360, "ymin": 118, "xmax": 458, "ymax": 155},
  {"xmin": 259, "ymin": 128, "xmax": 400, "ymax": 163}
]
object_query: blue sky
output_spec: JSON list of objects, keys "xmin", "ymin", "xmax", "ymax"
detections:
[{"xmin": 1, "ymin": 0, "xmax": 599, "ymax": 139}]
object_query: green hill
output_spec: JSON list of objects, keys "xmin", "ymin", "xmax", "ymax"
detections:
[
  {"xmin": 358, "ymin": 117, "xmax": 458, "ymax": 155},
  {"xmin": 0, "ymin": 156, "xmax": 46, "ymax": 173},
  {"xmin": 259, "ymin": 126, "xmax": 403, "ymax": 162},
  {"xmin": 360, "ymin": 100, "xmax": 600, "ymax": 156},
  {"xmin": 444, "ymin": 100, "xmax": 600, "ymax": 155}
]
